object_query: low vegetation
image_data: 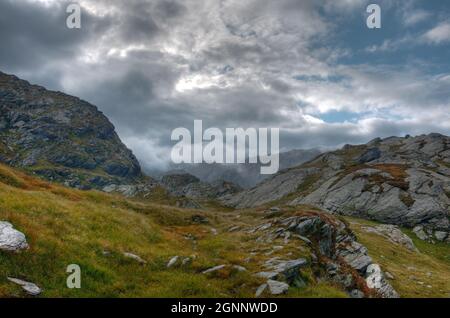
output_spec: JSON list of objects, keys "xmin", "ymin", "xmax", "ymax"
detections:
[
  {"xmin": 0, "ymin": 163, "xmax": 448, "ymax": 298},
  {"xmin": 0, "ymin": 163, "xmax": 343, "ymax": 297}
]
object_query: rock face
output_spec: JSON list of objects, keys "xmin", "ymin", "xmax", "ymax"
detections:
[
  {"xmin": 296, "ymin": 166, "xmax": 449, "ymax": 235},
  {"xmin": 221, "ymin": 167, "xmax": 320, "ymax": 208},
  {"xmin": 0, "ymin": 221, "xmax": 29, "ymax": 252},
  {"xmin": 257, "ymin": 258, "xmax": 308, "ymax": 286},
  {"xmin": 224, "ymin": 134, "xmax": 450, "ymax": 238},
  {"xmin": 0, "ymin": 71, "xmax": 145, "ymax": 190}
]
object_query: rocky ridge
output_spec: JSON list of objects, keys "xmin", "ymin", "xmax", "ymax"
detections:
[
  {"xmin": 222, "ymin": 134, "xmax": 450, "ymax": 242},
  {"xmin": 247, "ymin": 210, "xmax": 398, "ymax": 298}
]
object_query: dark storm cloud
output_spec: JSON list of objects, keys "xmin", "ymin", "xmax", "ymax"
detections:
[
  {"xmin": 153, "ymin": 0, "xmax": 187, "ymax": 20},
  {"xmin": 119, "ymin": 13, "xmax": 160, "ymax": 44},
  {"xmin": 0, "ymin": 0, "xmax": 111, "ymax": 75}
]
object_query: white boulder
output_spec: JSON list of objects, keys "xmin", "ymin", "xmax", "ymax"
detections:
[{"xmin": 0, "ymin": 222, "xmax": 29, "ymax": 252}]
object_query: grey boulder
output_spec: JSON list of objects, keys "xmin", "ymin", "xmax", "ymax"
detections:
[
  {"xmin": 0, "ymin": 221, "xmax": 29, "ymax": 252},
  {"xmin": 267, "ymin": 280, "xmax": 289, "ymax": 295}
]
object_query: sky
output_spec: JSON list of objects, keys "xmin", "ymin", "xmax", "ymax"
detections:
[{"xmin": 1, "ymin": 0, "xmax": 450, "ymax": 172}]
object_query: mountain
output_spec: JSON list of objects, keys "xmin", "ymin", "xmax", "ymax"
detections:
[
  {"xmin": 222, "ymin": 134, "xmax": 450, "ymax": 242},
  {"xmin": 167, "ymin": 149, "xmax": 322, "ymax": 188},
  {"xmin": 0, "ymin": 71, "xmax": 145, "ymax": 189}
]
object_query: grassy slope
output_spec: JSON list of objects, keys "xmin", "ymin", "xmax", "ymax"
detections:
[
  {"xmin": 0, "ymin": 163, "xmax": 345, "ymax": 298},
  {"xmin": 1, "ymin": 163, "xmax": 448, "ymax": 298},
  {"xmin": 345, "ymin": 217, "xmax": 450, "ymax": 298}
]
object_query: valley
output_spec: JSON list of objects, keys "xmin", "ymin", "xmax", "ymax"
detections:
[{"xmin": 0, "ymin": 163, "xmax": 448, "ymax": 298}]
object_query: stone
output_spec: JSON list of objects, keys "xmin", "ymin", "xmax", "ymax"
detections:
[
  {"xmin": 228, "ymin": 226, "xmax": 241, "ymax": 232},
  {"xmin": 295, "ymin": 235, "xmax": 312, "ymax": 245},
  {"xmin": 7, "ymin": 277, "xmax": 42, "ymax": 296},
  {"xmin": 358, "ymin": 147, "xmax": 381, "ymax": 164},
  {"xmin": 363, "ymin": 224, "xmax": 418, "ymax": 252},
  {"xmin": 267, "ymin": 280, "xmax": 289, "ymax": 295},
  {"xmin": 365, "ymin": 264, "xmax": 399, "ymax": 298},
  {"xmin": 167, "ymin": 256, "xmax": 179, "ymax": 268},
  {"xmin": 350, "ymin": 289, "xmax": 365, "ymax": 298},
  {"xmin": 232, "ymin": 265, "xmax": 247, "ymax": 272},
  {"xmin": 255, "ymin": 284, "xmax": 267, "ymax": 297},
  {"xmin": 182, "ymin": 257, "xmax": 192, "ymax": 266},
  {"xmin": 258, "ymin": 223, "xmax": 273, "ymax": 231},
  {"xmin": 413, "ymin": 226, "xmax": 429, "ymax": 241},
  {"xmin": 385, "ymin": 272, "xmax": 395, "ymax": 280},
  {"xmin": 256, "ymin": 272, "xmax": 279, "ymax": 280},
  {"xmin": 295, "ymin": 219, "xmax": 317, "ymax": 236},
  {"xmin": 337, "ymin": 241, "xmax": 372, "ymax": 273},
  {"xmin": 123, "ymin": 252, "xmax": 146, "ymax": 264},
  {"xmin": 191, "ymin": 215, "xmax": 209, "ymax": 224},
  {"xmin": 0, "ymin": 221, "xmax": 29, "ymax": 252},
  {"xmin": 434, "ymin": 231, "xmax": 448, "ymax": 242},
  {"xmin": 202, "ymin": 265, "xmax": 226, "ymax": 274},
  {"xmin": 260, "ymin": 258, "xmax": 308, "ymax": 286},
  {"xmin": 283, "ymin": 231, "xmax": 291, "ymax": 244}
]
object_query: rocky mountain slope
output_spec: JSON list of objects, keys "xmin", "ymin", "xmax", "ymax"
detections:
[
  {"xmin": 0, "ymin": 71, "xmax": 144, "ymax": 190},
  {"xmin": 4, "ymin": 162, "xmax": 447, "ymax": 298},
  {"xmin": 166, "ymin": 149, "xmax": 321, "ymax": 188},
  {"xmin": 222, "ymin": 134, "xmax": 450, "ymax": 243},
  {"xmin": 159, "ymin": 173, "xmax": 242, "ymax": 200}
]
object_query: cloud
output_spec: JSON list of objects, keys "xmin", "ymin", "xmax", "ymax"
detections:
[
  {"xmin": 1, "ymin": 0, "xmax": 450, "ymax": 172},
  {"xmin": 403, "ymin": 9, "xmax": 431, "ymax": 26},
  {"xmin": 422, "ymin": 22, "xmax": 450, "ymax": 44}
]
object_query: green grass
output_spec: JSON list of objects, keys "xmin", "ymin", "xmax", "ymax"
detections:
[{"xmin": 345, "ymin": 217, "xmax": 450, "ymax": 298}]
